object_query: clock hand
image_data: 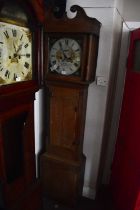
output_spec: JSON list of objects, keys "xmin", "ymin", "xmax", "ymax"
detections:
[
  {"xmin": 13, "ymin": 42, "xmax": 17, "ymax": 52},
  {"xmin": 59, "ymin": 43, "xmax": 69, "ymax": 60},
  {"xmin": 10, "ymin": 43, "xmax": 23, "ymax": 63},
  {"xmin": 17, "ymin": 44, "xmax": 23, "ymax": 53},
  {"xmin": 63, "ymin": 52, "xmax": 73, "ymax": 62},
  {"xmin": 63, "ymin": 52, "xmax": 67, "ymax": 59},
  {"xmin": 63, "ymin": 49, "xmax": 72, "ymax": 60},
  {"xmin": 11, "ymin": 43, "xmax": 23, "ymax": 59}
]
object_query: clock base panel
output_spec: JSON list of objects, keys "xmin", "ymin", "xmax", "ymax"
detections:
[{"xmin": 40, "ymin": 153, "xmax": 86, "ymax": 206}]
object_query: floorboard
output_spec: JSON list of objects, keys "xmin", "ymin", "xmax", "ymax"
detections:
[{"xmin": 42, "ymin": 187, "xmax": 113, "ymax": 210}]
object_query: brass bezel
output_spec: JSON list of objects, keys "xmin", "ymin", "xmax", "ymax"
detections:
[{"xmin": 0, "ymin": 17, "xmax": 28, "ymax": 28}]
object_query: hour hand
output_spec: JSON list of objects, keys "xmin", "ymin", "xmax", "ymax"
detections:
[
  {"xmin": 63, "ymin": 50, "xmax": 70, "ymax": 59},
  {"xmin": 63, "ymin": 52, "xmax": 67, "ymax": 59},
  {"xmin": 13, "ymin": 42, "xmax": 16, "ymax": 52}
]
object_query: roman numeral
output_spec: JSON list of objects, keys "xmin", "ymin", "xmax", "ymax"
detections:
[
  {"xmin": 71, "ymin": 42, "xmax": 75, "ymax": 47},
  {"xmin": 13, "ymin": 73, "xmax": 18, "ymax": 80},
  {"xmin": 5, "ymin": 70, "xmax": 10, "ymax": 78},
  {"xmin": 26, "ymin": 53, "xmax": 30, "ymax": 58},
  {"xmin": 52, "ymin": 61, "xmax": 56, "ymax": 65},
  {"xmin": 24, "ymin": 43, "xmax": 29, "ymax": 48},
  {"xmin": 75, "ymin": 49, "xmax": 80, "ymax": 52},
  {"xmin": 51, "ymin": 54, "xmax": 55, "ymax": 58},
  {"xmin": 0, "ymin": 42, "xmax": 3, "ymax": 44},
  {"xmin": 74, "ymin": 62, "xmax": 79, "ymax": 67},
  {"xmin": 59, "ymin": 41, "xmax": 62, "ymax": 48},
  {"xmin": 4, "ymin": 31, "xmax": 9, "ymax": 39},
  {"xmin": 24, "ymin": 62, "xmax": 29, "ymax": 69},
  {"xmin": 0, "ymin": 68, "xmax": 3, "ymax": 71},
  {"xmin": 52, "ymin": 47, "xmax": 57, "ymax": 51},
  {"xmin": 20, "ymin": 34, "xmax": 23, "ymax": 40},
  {"xmin": 12, "ymin": 29, "xmax": 17, "ymax": 37}
]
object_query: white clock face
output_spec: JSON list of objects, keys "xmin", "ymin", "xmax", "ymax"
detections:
[
  {"xmin": 0, "ymin": 22, "xmax": 32, "ymax": 85},
  {"xmin": 49, "ymin": 38, "xmax": 81, "ymax": 76}
]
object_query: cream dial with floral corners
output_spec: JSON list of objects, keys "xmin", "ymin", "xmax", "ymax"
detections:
[
  {"xmin": 0, "ymin": 22, "xmax": 32, "ymax": 85},
  {"xmin": 49, "ymin": 38, "xmax": 81, "ymax": 76}
]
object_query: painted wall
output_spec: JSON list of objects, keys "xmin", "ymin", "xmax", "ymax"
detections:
[
  {"xmin": 102, "ymin": 23, "xmax": 130, "ymax": 184},
  {"xmin": 66, "ymin": 0, "xmax": 114, "ymax": 8},
  {"xmin": 114, "ymin": 0, "xmax": 140, "ymax": 21},
  {"xmin": 66, "ymin": 0, "xmax": 123, "ymax": 199},
  {"xmin": 122, "ymin": 0, "xmax": 140, "ymax": 21},
  {"xmin": 34, "ymin": 89, "xmax": 44, "ymax": 177},
  {"xmin": 114, "ymin": 0, "xmax": 124, "ymax": 16}
]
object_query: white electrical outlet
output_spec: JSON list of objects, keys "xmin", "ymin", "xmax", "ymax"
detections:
[{"xmin": 96, "ymin": 76, "xmax": 108, "ymax": 86}]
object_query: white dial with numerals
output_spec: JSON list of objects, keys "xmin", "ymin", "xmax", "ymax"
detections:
[
  {"xmin": 0, "ymin": 21, "xmax": 32, "ymax": 85},
  {"xmin": 49, "ymin": 38, "xmax": 81, "ymax": 75}
]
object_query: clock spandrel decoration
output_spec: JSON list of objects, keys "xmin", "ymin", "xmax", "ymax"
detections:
[
  {"xmin": 0, "ymin": 1, "xmax": 43, "ymax": 210},
  {"xmin": 40, "ymin": 5, "xmax": 101, "ymax": 205}
]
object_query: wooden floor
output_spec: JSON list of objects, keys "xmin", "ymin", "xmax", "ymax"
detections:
[{"xmin": 43, "ymin": 187, "xmax": 113, "ymax": 210}]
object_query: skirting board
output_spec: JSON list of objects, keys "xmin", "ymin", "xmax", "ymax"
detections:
[{"xmin": 82, "ymin": 186, "xmax": 96, "ymax": 200}]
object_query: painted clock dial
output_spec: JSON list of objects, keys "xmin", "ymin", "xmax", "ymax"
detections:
[
  {"xmin": 49, "ymin": 38, "xmax": 81, "ymax": 76},
  {"xmin": 0, "ymin": 21, "xmax": 32, "ymax": 85}
]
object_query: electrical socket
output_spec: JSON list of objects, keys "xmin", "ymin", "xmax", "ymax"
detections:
[{"xmin": 96, "ymin": 76, "xmax": 108, "ymax": 86}]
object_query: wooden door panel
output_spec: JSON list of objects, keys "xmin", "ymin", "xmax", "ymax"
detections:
[
  {"xmin": 46, "ymin": 84, "xmax": 88, "ymax": 161},
  {"xmin": 49, "ymin": 86, "xmax": 79, "ymax": 150},
  {"xmin": 0, "ymin": 104, "xmax": 36, "ymax": 204},
  {"xmin": 61, "ymin": 97, "xmax": 78, "ymax": 148},
  {"xmin": 50, "ymin": 94, "xmax": 78, "ymax": 149}
]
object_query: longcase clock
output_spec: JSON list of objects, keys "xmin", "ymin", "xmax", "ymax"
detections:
[
  {"xmin": 40, "ymin": 5, "xmax": 101, "ymax": 205},
  {"xmin": 0, "ymin": 0, "xmax": 43, "ymax": 210}
]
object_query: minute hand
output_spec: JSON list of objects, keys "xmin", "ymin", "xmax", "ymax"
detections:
[{"xmin": 16, "ymin": 43, "xmax": 23, "ymax": 53}]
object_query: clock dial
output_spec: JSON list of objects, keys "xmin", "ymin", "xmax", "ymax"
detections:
[
  {"xmin": 49, "ymin": 38, "xmax": 81, "ymax": 76},
  {"xmin": 0, "ymin": 22, "xmax": 32, "ymax": 85}
]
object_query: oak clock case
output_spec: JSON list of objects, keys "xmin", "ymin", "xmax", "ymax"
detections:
[
  {"xmin": 41, "ymin": 5, "xmax": 101, "ymax": 205},
  {"xmin": 0, "ymin": 1, "xmax": 42, "ymax": 210}
]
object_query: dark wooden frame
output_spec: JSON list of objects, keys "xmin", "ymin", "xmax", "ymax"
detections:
[{"xmin": 0, "ymin": 1, "xmax": 43, "ymax": 209}]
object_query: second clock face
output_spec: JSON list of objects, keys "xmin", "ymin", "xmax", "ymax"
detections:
[
  {"xmin": 49, "ymin": 38, "xmax": 81, "ymax": 76},
  {"xmin": 0, "ymin": 22, "xmax": 32, "ymax": 85}
]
